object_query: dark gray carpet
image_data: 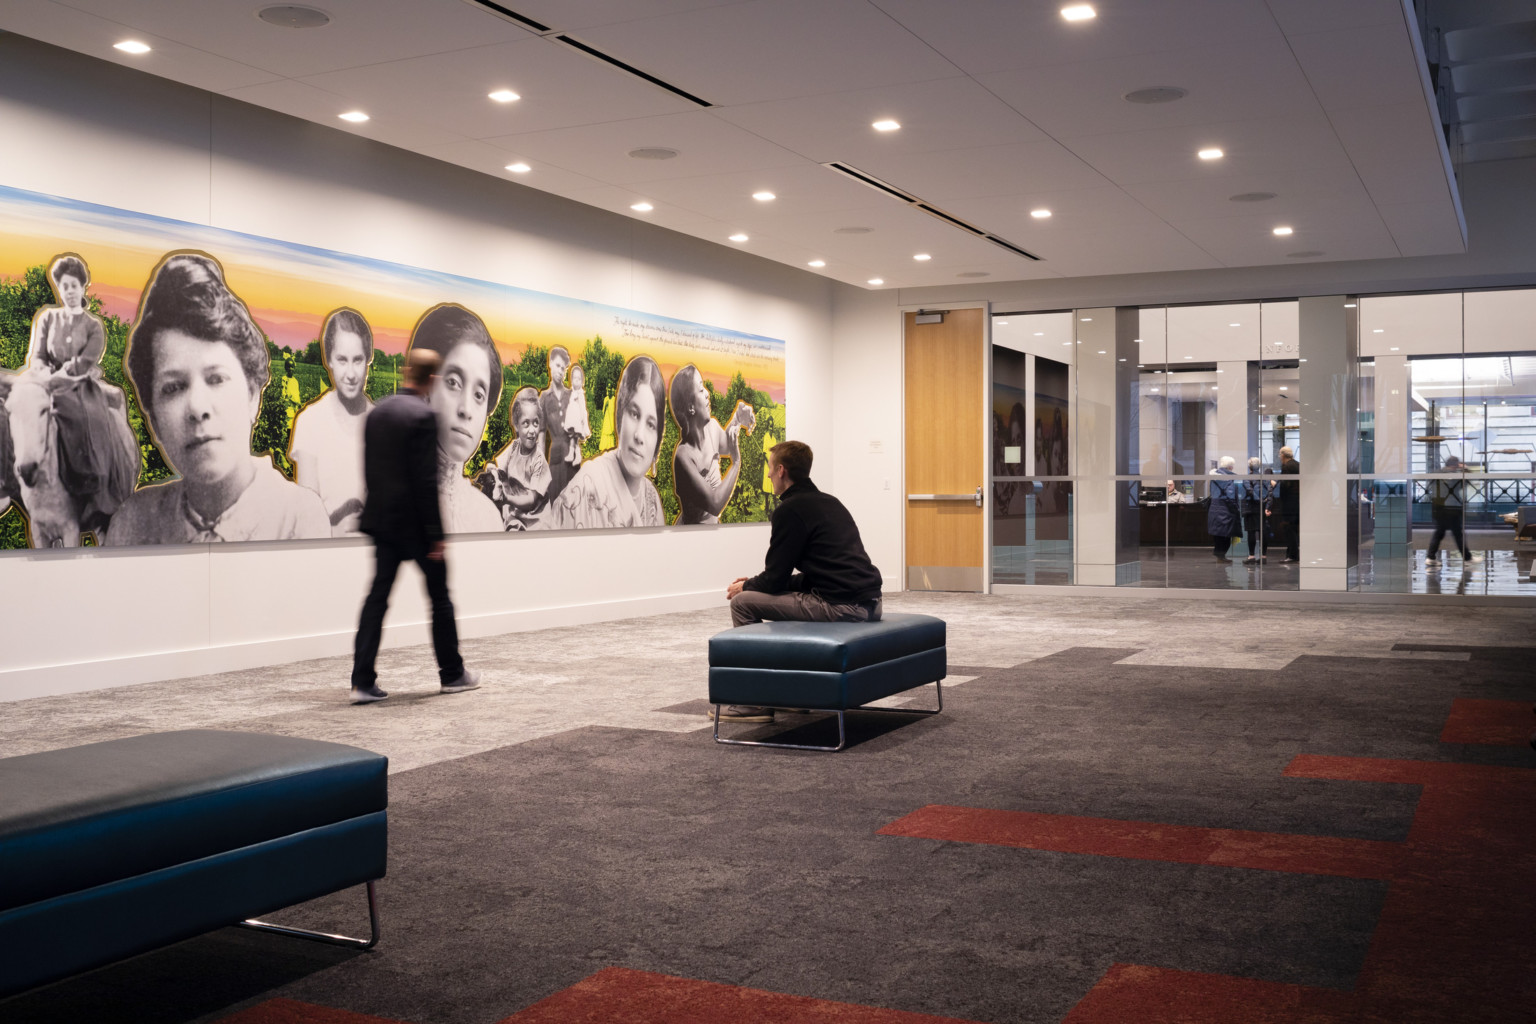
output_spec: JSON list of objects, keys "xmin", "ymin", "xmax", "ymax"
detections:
[{"xmin": 4, "ymin": 641, "xmax": 1533, "ymax": 1023}]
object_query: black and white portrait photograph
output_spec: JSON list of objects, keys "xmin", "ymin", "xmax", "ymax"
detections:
[
  {"xmin": 0, "ymin": 254, "xmax": 138, "ymax": 547},
  {"xmin": 106, "ymin": 252, "xmax": 330, "ymax": 545},
  {"xmin": 407, "ymin": 303, "xmax": 504, "ymax": 535},
  {"xmin": 548, "ymin": 354, "xmax": 666, "ymax": 529},
  {"xmin": 539, "ymin": 345, "xmax": 577, "ymax": 505},
  {"xmin": 290, "ymin": 308, "xmax": 373, "ymax": 536},
  {"xmin": 484, "ymin": 385, "xmax": 552, "ymax": 531},
  {"xmin": 669, "ymin": 363, "xmax": 754, "ymax": 525}
]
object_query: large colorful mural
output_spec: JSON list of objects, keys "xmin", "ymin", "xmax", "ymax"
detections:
[{"xmin": 0, "ymin": 185, "xmax": 786, "ymax": 549}]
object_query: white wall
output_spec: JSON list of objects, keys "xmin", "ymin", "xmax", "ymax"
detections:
[{"xmin": 0, "ymin": 34, "xmax": 836, "ymax": 700}]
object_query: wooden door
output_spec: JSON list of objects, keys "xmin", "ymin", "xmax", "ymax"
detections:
[{"xmin": 904, "ymin": 308, "xmax": 985, "ymax": 591}]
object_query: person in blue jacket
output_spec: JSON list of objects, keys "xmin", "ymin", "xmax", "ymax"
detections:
[{"xmin": 1207, "ymin": 456, "xmax": 1242, "ymax": 562}]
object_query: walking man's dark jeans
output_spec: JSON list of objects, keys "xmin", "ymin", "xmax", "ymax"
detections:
[{"xmin": 352, "ymin": 538, "xmax": 464, "ymax": 689}]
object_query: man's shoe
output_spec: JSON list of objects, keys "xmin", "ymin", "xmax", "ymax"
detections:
[
  {"xmin": 1425, "ymin": 558, "xmax": 1440, "ymax": 568},
  {"xmin": 709, "ymin": 705, "xmax": 774, "ymax": 723},
  {"xmin": 1467, "ymin": 553, "xmax": 1484, "ymax": 563},
  {"xmin": 440, "ymin": 669, "xmax": 481, "ymax": 694},
  {"xmin": 351, "ymin": 686, "xmax": 389, "ymax": 704},
  {"xmin": 1281, "ymin": 557, "xmax": 1300, "ymax": 564}
]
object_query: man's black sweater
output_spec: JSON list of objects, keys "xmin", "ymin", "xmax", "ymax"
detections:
[{"xmin": 742, "ymin": 479, "xmax": 882, "ymax": 603}]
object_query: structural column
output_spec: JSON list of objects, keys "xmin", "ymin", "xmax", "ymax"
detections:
[
  {"xmin": 1073, "ymin": 307, "xmax": 1140, "ymax": 585},
  {"xmin": 1297, "ymin": 296, "xmax": 1360, "ymax": 590}
]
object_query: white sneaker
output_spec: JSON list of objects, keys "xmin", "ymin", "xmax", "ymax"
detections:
[
  {"xmin": 440, "ymin": 669, "xmax": 481, "ymax": 694},
  {"xmin": 1424, "ymin": 558, "xmax": 1439, "ymax": 568},
  {"xmin": 1467, "ymin": 553, "xmax": 1484, "ymax": 563}
]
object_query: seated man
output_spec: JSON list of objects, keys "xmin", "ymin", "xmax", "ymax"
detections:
[{"xmin": 720, "ymin": 440, "xmax": 883, "ymax": 723}]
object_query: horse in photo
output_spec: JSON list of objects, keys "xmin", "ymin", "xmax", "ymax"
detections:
[{"xmin": 0, "ymin": 369, "xmax": 83, "ymax": 547}]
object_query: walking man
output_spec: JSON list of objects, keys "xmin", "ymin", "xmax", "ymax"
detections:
[
  {"xmin": 350, "ymin": 349, "xmax": 480, "ymax": 704},
  {"xmin": 720, "ymin": 440, "xmax": 882, "ymax": 723}
]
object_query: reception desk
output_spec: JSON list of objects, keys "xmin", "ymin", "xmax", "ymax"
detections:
[{"xmin": 1138, "ymin": 502, "xmax": 1214, "ymax": 547}]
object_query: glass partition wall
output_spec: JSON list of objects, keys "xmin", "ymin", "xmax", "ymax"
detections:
[{"xmin": 991, "ymin": 287, "xmax": 1536, "ymax": 596}]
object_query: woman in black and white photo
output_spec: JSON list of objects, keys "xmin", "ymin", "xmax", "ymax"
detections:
[
  {"xmin": 407, "ymin": 303, "xmax": 504, "ymax": 534},
  {"xmin": 107, "ymin": 252, "xmax": 329, "ymax": 545},
  {"xmin": 549, "ymin": 354, "xmax": 666, "ymax": 529},
  {"xmin": 290, "ymin": 308, "xmax": 373, "ymax": 535},
  {"xmin": 23, "ymin": 254, "xmax": 138, "ymax": 538},
  {"xmin": 669, "ymin": 363, "xmax": 753, "ymax": 524}
]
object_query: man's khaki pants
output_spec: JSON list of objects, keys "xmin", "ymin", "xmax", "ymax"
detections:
[{"xmin": 730, "ymin": 589, "xmax": 881, "ymax": 628}]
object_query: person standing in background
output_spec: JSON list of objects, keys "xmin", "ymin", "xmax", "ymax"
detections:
[
  {"xmin": 1276, "ymin": 446, "xmax": 1300, "ymax": 563},
  {"xmin": 1425, "ymin": 455, "xmax": 1483, "ymax": 568},
  {"xmin": 1241, "ymin": 456, "xmax": 1271, "ymax": 565},
  {"xmin": 1207, "ymin": 456, "xmax": 1241, "ymax": 562},
  {"xmin": 350, "ymin": 349, "xmax": 480, "ymax": 705}
]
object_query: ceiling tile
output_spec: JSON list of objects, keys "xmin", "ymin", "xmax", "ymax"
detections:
[
  {"xmin": 53, "ymin": 0, "xmax": 537, "ymax": 78},
  {"xmin": 1063, "ymin": 112, "xmax": 1353, "ymax": 185},
  {"xmin": 1285, "ymin": 23, "xmax": 1427, "ymax": 112},
  {"xmin": 1263, "ymin": 0, "xmax": 1408, "ymax": 38},
  {"xmin": 0, "ymin": 1, "xmax": 280, "ymax": 91},
  {"xmin": 856, "ymin": 140, "xmax": 1113, "ymax": 203},
  {"xmin": 567, "ymin": 0, "xmax": 964, "ymax": 106},
  {"xmin": 1328, "ymin": 101, "xmax": 1452, "ymax": 207},
  {"xmin": 221, "ymin": 78, "xmax": 467, "ymax": 149},
  {"xmin": 1172, "ymin": 205, "xmax": 1399, "ymax": 265},
  {"xmin": 979, "ymin": 36, "xmax": 1322, "ymax": 140},
  {"xmin": 1122, "ymin": 166, "xmax": 1372, "ymax": 223},
  {"xmin": 413, "ymin": 139, "xmax": 608, "ymax": 193},
  {"xmin": 1375, "ymin": 199, "xmax": 1466, "ymax": 258},
  {"xmin": 871, "ymin": 0, "xmax": 1283, "ymax": 76},
  {"xmin": 494, "ymin": 1, "xmax": 753, "ymax": 32},
  {"xmin": 297, "ymin": 38, "xmax": 698, "ymax": 141},
  {"xmin": 483, "ymin": 111, "xmax": 808, "ymax": 184},
  {"xmin": 625, "ymin": 163, "xmax": 894, "ymax": 224},
  {"xmin": 713, "ymin": 75, "xmax": 1045, "ymax": 164}
]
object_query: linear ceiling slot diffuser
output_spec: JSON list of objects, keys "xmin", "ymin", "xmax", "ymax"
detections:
[
  {"xmin": 822, "ymin": 162, "xmax": 1043, "ymax": 261},
  {"xmin": 460, "ymin": 0, "xmax": 713, "ymax": 107},
  {"xmin": 459, "ymin": 0, "xmax": 550, "ymax": 32}
]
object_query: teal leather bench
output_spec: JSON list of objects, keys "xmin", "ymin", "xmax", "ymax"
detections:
[
  {"xmin": 0, "ymin": 730, "xmax": 387, "ymax": 999},
  {"xmin": 707, "ymin": 613, "xmax": 946, "ymax": 751}
]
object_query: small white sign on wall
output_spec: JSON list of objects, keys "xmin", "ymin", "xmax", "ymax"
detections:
[{"xmin": 1004, "ymin": 446, "xmax": 1021, "ymax": 464}]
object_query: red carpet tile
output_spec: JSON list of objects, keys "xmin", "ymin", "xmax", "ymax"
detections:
[
  {"xmin": 216, "ymin": 997, "xmax": 406, "ymax": 1024},
  {"xmin": 877, "ymin": 805, "xmax": 1402, "ymax": 879},
  {"xmin": 497, "ymin": 966, "xmax": 985, "ymax": 1024},
  {"xmin": 1438, "ymin": 698, "xmax": 1534, "ymax": 745},
  {"xmin": 886, "ymin": 737, "xmax": 1536, "ymax": 1022}
]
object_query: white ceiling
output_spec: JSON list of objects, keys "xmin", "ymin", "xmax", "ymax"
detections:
[{"xmin": 0, "ymin": 0, "xmax": 1467, "ymax": 289}]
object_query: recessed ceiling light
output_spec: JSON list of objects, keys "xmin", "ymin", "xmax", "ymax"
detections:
[
  {"xmin": 1034, "ymin": 332, "xmax": 1045, "ymax": 336},
  {"xmin": 339, "ymin": 111, "xmax": 369, "ymax": 123},
  {"xmin": 1211, "ymin": 386, "xmax": 1218, "ymax": 390},
  {"xmin": 1124, "ymin": 86, "xmax": 1188, "ymax": 104},
  {"xmin": 1097, "ymin": 350, "xmax": 1106, "ymax": 354},
  {"xmin": 628, "ymin": 147, "xmax": 678, "ymax": 160},
  {"xmin": 488, "ymin": 89, "xmax": 521, "ymax": 103},
  {"xmin": 1273, "ymin": 226, "xmax": 1294, "ymax": 236},
  {"xmin": 752, "ymin": 191, "xmax": 776, "ymax": 201},
  {"xmin": 872, "ymin": 119, "xmax": 901, "ymax": 132},
  {"xmin": 1119, "ymin": 358, "xmax": 1126, "ymax": 361},
  {"xmin": 1134, "ymin": 339, "xmax": 1142, "ymax": 343},
  {"xmin": 630, "ymin": 202, "xmax": 653, "ymax": 212},
  {"xmin": 1373, "ymin": 328, "xmax": 1384, "ymax": 333},
  {"xmin": 1030, "ymin": 208, "xmax": 1052, "ymax": 219},
  {"xmin": 729, "ymin": 233, "xmax": 749, "ymax": 242},
  {"xmin": 1389, "ymin": 346, "xmax": 1400, "ymax": 351},
  {"xmin": 997, "ymin": 320, "xmax": 1009, "ymax": 325},
  {"xmin": 1184, "ymin": 355, "xmax": 1193, "ymax": 360},
  {"xmin": 114, "ymin": 40, "xmax": 152, "ymax": 54},
  {"xmin": 808, "ymin": 259, "xmax": 826, "ymax": 268},
  {"xmin": 868, "ymin": 278, "xmax": 885, "ymax": 285},
  {"xmin": 913, "ymin": 253, "xmax": 931, "ymax": 261},
  {"xmin": 1344, "ymin": 303, "xmax": 1357, "ymax": 308},
  {"xmin": 1229, "ymin": 322, "xmax": 1241, "ymax": 327},
  {"xmin": 1080, "ymin": 317, "xmax": 1092, "ymax": 321},
  {"xmin": 1198, "ymin": 148, "xmax": 1224, "ymax": 160},
  {"xmin": 1279, "ymin": 386, "xmax": 1289, "ymax": 391},
  {"xmin": 1151, "ymin": 388, "xmax": 1160, "ymax": 393},
  {"xmin": 1061, "ymin": 4, "xmax": 1096, "ymax": 21},
  {"xmin": 1063, "ymin": 342, "xmax": 1072, "ymax": 346},
  {"xmin": 505, "ymin": 162, "xmax": 531, "ymax": 173},
  {"xmin": 1260, "ymin": 403, "xmax": 1267, "ymax": 408},
  {"xmin": 257, "ymin": 5, "xmax": 330, "ymax": 28}
]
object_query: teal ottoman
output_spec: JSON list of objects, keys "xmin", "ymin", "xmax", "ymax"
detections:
[{"xmin": 707, "ymin": 613, "xmax": 946, "ymax": 751}]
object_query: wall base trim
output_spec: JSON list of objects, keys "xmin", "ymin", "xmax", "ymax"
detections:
[
  {"xmin": 0, "ymin": 589, "xmax": 726, "ymax": 703},
  {"xmin": 988, "ymin": 583, "xmax": 1534, "ymax": 608}
]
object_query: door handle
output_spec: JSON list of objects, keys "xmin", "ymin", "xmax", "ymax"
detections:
[{"xmin": 907, "ymin": 486, "xmax": 984, "ymax": 508}]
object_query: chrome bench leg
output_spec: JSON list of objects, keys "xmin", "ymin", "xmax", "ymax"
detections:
[
  {"xmin": 238, "ymin": 879, "xmax": 380, "ymax": 950},
  {"xmin": 711, "ymin": 678, "xmax": 942, "ymax": 752}
]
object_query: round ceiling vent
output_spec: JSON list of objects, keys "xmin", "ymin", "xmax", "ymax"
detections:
[
  {"xmin": 956, "ymin": 271, "xmax": 991, "ymax": 278},
  {"xmin": 627, "ymin": 147, "xmax": 679, "ymax": 160},
  {"xmin": 1123, "ymin": 86, "xmax": 1188, "ymax": 104},
  {"xmin": 833, "ymin": 226, "xmax": 873, "ymax": 234},
  {"xmin": 1229, "ymin": 191, "xmax": 1278, "ymax": 203},
  {"xmin": 257, "ymin": 5, "xmax": 331, "ymax": 28},
  {"xmin": 1286, "ymin": 250, "xmax": 1326, "ymax": 259}
]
